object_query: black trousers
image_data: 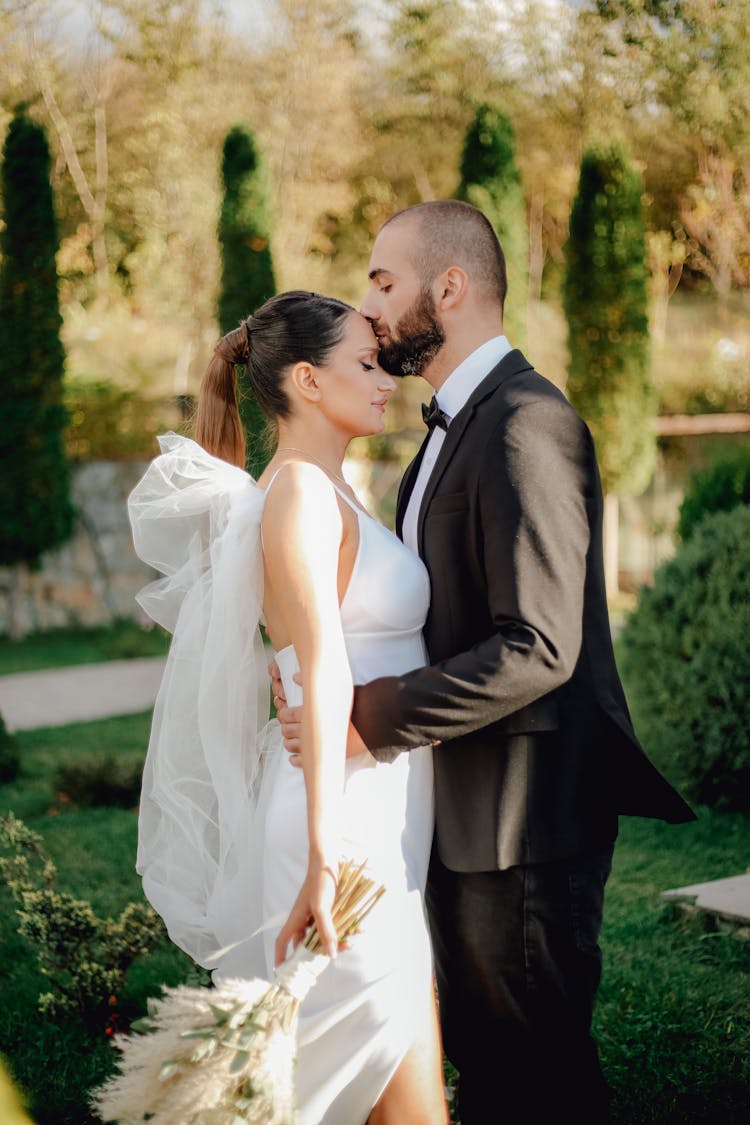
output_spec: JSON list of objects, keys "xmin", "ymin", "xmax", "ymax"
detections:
[{"xmin": 426, "ymin": 843, "xmax": 614, "ymax": 1125}]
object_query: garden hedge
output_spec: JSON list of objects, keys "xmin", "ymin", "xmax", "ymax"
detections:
[{"xmin": 620, "ymin": 504, "xmax": 750, "ymax": 810}]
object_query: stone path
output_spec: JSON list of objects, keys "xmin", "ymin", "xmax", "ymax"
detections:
[
  {"xmin": 0, "ymin": 657, "xmax": 166, "ymax": 731},
  {"xmin": 661, "ymin": 872, "xmax": 750, "ymax": 925}
]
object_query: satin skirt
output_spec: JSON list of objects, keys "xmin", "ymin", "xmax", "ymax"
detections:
[{"xmin": 218, "ymin": 727, "xmax": 435, "ymax": 1125}]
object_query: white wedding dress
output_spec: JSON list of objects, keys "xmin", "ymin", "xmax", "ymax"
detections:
[{"xmin": 129, "ymin": 434, "xmax": 434, "ymax": 1125}]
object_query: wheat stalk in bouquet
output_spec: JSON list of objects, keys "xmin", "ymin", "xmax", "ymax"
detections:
[{"xmin": 92, "ymin": 859, "xmax": 384, "ymax": 1124}]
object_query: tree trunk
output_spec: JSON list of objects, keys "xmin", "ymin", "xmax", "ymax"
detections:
[
  {"xmin": 603, "ymin": 491, "xmax": 619, "ymax": 600},
  {"xmin": 40, "ymin": 79, "xmax": 109, "ymax": 297}
]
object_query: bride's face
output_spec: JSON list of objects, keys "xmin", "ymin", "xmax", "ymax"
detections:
[{"xmin": 314, "ymin": 312, "xmax": 397, "ymax": 438}]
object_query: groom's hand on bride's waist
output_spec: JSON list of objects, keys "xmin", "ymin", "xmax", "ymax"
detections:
[
  {"xmin": 268, "ymin": 659, "xmax": 370, "ymax": 769},
  {"xmin": 269, "ymin": 659, "xmax": 302, "ymax": 762}
]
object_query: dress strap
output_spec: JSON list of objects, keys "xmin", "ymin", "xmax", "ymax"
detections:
[
  {"xmin": 262, "ymin": 465, "xmax": 289, "ymax": 496},
  {"xmin": 263, "ymin": 462, "xmax": 366, "ymax": 518},
  {"xmin": 329, "ymin": 479, "xmax": 366, "ymax": 517}
]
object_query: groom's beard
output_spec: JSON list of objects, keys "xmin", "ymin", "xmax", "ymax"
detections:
[{"xmin": 376, "ymin": 288, "xmax": 445, "ymax": 378}]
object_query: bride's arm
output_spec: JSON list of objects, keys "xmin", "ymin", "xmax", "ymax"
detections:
[{"xmin": 261, "ymin": 463, "xmax": 353, "ymax": 964}]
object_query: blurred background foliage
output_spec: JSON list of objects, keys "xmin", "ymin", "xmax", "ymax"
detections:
[{"xmin": 0, "ymin": 0, "xmax": 747, "ymax": 457}]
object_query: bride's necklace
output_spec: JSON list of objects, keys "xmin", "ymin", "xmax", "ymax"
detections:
[{"xmin": 275, "ymin": 447, "xmax": 349, "ymax": 488}]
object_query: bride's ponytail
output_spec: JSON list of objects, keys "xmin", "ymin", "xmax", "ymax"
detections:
[{"xmin": 195, "ymin": 325, "xmax": 248, "ymax": 468}]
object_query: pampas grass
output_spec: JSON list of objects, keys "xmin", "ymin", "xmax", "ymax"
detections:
[
  {"xmin": 92, "ymin": 974, "xmax": 301, "ymax": 1124},
  {"xmin": 93, "ymin": 860, "xmax": 384, "ymax": 1124}
]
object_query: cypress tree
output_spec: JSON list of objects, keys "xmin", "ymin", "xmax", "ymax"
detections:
[
  {"xmin": 456, "ymin": 104, "xmax": 528, "ymax": 346},
  {"xmin": 217, "ymin": 126, "xmax": 276, "ymax": 476},
  {"xmin": 0, "ymin": 108, "xmax": 74, "ymax": 632},
  {"xmin": 563, "ymin": 141, "xmax": 655, "ymax": 593}
]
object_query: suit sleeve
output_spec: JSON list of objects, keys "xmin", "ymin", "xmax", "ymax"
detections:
[{"xmin": 351, "ymin": 396, "xmax": 594, "ymax": 761}]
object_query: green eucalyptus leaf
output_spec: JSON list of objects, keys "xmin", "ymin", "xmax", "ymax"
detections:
[
  {"xmin": 159, "ymin": 1061, "xmax": 182, "ymax": 1081},
  {"xmin": 228, "ymin": 1008, "xmax": 251, "ymax": 1030},
  {"xmin": 237, "ymin": 1026, "xmax": 260, "ymax": 1049},
  {"xmin": 189, "ymin": 1038, "xmax": 218, "ymax": 1063},
  {"xmin": 229, "ymin": 1048, "xmax": 250, "ymax": 1074}
]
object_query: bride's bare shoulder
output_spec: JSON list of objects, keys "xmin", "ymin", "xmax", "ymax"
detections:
[{"xmin": 261, "ymin": 461, "xmax": 343, "ymax": 550}]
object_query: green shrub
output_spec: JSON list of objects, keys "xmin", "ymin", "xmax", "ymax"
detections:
[
  {"xmin": 677, "ymin": 447, "xmax": 750, "ymax": 541},
  {"xmin": 620, "ymin": 505, "xmax": 750, "ymax": 810},
  {"xmin": 0, "ymin": 717, "xmax": 20, "ymax": 784},
  {"xmin": 0, "ymin": 813, "xmax": 164, "ymax": 1025},
  {"xmin": 457, "ymin": 104, "xmax": 528, "ymax": 347},
  {"xmin": 54, "ymin": 755, "xmax": 143, "ymax": 809},
  {"xmin": 218, "ymin": 126, "xmax": 276, "ymax": 477},
  {"xmin": 563, "ymin": 141, "xmax": 655, "ymax": 497},
  {"xmin": 65, "ymin": 380, "xmax": 181, "ymax": 462},
  {"xmin": 0, "ymin": 620, "xmax": 170, "ymax": 674},
  {"xmin": 99, "ymin": 619, "xmax": 170, "ymax": 660},
  {"xmin": 0, "ymin": 110, "xmax": 74, "ymax": 572}
]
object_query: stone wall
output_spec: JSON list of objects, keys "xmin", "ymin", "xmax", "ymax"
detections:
[
  {"xmin": 618, "ymin": 463, "xmax": 683, "ymax": 592},
  {"xmin": 0, "ymin": 454, "xmax": 687, "ymax": 635},
  {"xmin": 0, "ymin": 461, "xmax": 153, "ymax": 634}
]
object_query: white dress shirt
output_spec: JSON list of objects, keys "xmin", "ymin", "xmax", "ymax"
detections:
[{"xmin": 402, "ymin": 335, "xmax": 512, "ymax": 555}]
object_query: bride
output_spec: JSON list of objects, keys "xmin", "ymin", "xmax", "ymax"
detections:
[{"xmin": 130, "ymin": 290, "xmax": 448, "ymax": 1124}]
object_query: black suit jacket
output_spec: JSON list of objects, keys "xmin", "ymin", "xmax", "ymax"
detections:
[{"xmin": 352, "ymin": 350, "xmax": 694, "ymax": 872}]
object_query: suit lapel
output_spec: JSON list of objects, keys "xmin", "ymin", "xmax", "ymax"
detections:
[{"xmin": 415, "ymin": 349, "xmax": 533, "ymax": 555}]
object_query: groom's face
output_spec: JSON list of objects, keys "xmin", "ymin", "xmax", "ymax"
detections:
[{"xmin": 361, "ymin": 222, "xmax": 445, "ymax": 378}]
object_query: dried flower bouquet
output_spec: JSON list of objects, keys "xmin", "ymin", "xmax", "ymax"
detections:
[{"xmin": 93, "ymin": 859, "xmax": 384, "ymax": 1124}]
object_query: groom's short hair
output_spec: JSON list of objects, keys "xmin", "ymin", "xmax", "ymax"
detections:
[{"xmin": 384, "ymin": 200, "xmax": 507, "ymax": 311}]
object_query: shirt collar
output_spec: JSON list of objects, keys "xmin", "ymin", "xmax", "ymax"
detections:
[{"xmin": 436, "ymin": 335, "xmax": 512, "ymax": 421}]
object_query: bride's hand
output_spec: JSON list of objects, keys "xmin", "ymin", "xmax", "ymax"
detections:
[{"xmin": 274, "ymin": 858, "xmax": 339, "ymax": 967}]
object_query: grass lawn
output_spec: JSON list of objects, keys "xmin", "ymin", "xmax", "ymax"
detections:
[
  {"xmin": 1, "ymin": 714, "xmax": 749, "ymax": 1124},
  {"xmin": 0, "ymin": 622, "xmax": 170, "ymax": 677},
  {"xmin": 597, "ymin": 815, "xmax": 750, "ymax": 1123}
]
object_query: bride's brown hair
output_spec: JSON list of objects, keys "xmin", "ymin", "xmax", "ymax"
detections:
[{"xmin": 195, "ymin": 290, "xmax": 354, "ymax": 468}]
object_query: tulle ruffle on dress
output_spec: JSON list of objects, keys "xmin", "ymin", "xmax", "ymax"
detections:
[{"xmin": 130, "ymin": 433, "xmax": 272, "ymax": 967}]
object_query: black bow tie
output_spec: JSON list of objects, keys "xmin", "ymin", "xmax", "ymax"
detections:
[{"xmin": 422, "ymin": 396, "xmax": 449, "ymax": 432}]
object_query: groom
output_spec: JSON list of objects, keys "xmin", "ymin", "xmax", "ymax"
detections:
[{"xmin": 281, "ymin": 200, "xmax": 694, "ymax": 1122}]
